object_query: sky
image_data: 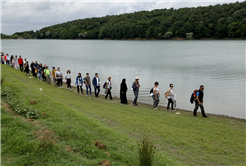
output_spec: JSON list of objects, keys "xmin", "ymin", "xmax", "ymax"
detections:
[{"xmin": 0, "ymin": 0, "xmax": 244, "ymax": 35}]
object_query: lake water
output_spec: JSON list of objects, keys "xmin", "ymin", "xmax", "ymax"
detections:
[{"xmin": 1, "ymin": 39, "xmax": 245, "ymax": 119}]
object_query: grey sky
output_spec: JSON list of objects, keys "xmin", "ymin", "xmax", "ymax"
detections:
[{"xmin": 0, "ymin": 0, "xmax": 244, "ymax": 35}]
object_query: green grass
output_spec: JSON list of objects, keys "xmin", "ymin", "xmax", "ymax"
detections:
[{"xmin": 1, "ymin": 64, "xmax": 245, "ymax": 166}]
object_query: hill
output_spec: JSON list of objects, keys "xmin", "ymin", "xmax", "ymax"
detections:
[
  {"xmin": 1, "ymin": 1, "xmax": 246, "ymax": 39},
  {"xmin": 1, "ymin": 64, "xmax": 246, "ymax": 165}
]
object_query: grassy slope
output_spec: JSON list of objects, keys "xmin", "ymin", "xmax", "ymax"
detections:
[{"xmin": 1, "ymin": 64, "xmax": 245, "ymax": 166}]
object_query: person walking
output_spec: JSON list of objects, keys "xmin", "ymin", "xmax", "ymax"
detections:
[
  {"xmin": 120, "ymin": 78, "xmax": 128, "ymax": 104},
  {"xmin": 166, "ymin": 84, "xmax": 175, "ymax": 111},
  {"xmin": 14, "ymin": 55, "xmax": 19, "ymax": 70},
  {"xmin": 55, "ymin": 67, "xmax": 63, "ymax": 88},
  {"xmin": 37, "ymin": 63, "xmax": 43, "ymax": 81},
  {"xmin": 152, "ymin": 82, "xmax": 160, "ymax": 109},
  {"xmin": 105, "ymin": 76, "xmax": 113, "ymax": 100},
  {"xmin": 44, "ymin": 65, "xmax": 51, "ymax": 84},
  {"xmin": 193, "ymin": 85, "xmax": 208, "ymax": 118},
  {"xmin": 42, "ymin": 64, "xmax": 47, "ymax": 81},
  {"xmin": 132, "ymin": 77, "xmax": 140, "ymax": 106},
  {"xmin": 52, "ymin": 67, "xmax": 57, "ymax": 86},
  {"xmin": 25, "ymin": 61, "xmax": 30, "ymax": 76},
  {"xmin": 92, "ymin": 73, "xmax": 100, "ymax": 97},
  {"xmin": 11, "ymin": 56, "xmax": 15, "ymax": 68},
  {"xmin": 84, "ymin": 73, "xmax": 92, "ymax": 96},
  {"xmin": 6, "ymin": 54, "xmax": 10, "ymax": 65},
  {"xmin": 34, "ymin": 61, "xmax": 39, "ymax": 78},
  {"xmin": 30, "ymin": 61, "xmax": 35, "ymax": 76},
  {"xmin": 23, "ymin": 58, "xmax": 27, "ymax": 73},
  {"xmin": 75, "ymin": 73, "xmax": 83, "ymax": 94},
  {"xmin": 4, "ymin": 54, "xmax": 7, "ymax": 64},
  {"xmin": 10, "ymin": 55, "xmax": 13, "ymax": 66},
  {"xmin": 65, "ymin": 70, "xmax": 73, "ymax": 91},
  {"xmin": 18, "ymin": 56, "xmax": 23, "ymax": 72}
]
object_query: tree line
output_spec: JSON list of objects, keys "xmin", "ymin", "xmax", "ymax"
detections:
[{"xmin": 1, "ymin": 1, "xmax": 246, "ymax": 39}]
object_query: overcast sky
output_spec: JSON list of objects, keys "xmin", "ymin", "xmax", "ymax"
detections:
[{"xmin": 0, "ymin": 0, "xmax": 244, "ymax": 35}]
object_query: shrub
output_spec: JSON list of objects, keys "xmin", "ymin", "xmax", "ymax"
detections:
[
  {"xmin": 1, "ymin": 87, "xmax": 39, "ymax": 119},
  {"xmin": 137, "ymin": 138, "xmax": 156, "ymax": 166}
]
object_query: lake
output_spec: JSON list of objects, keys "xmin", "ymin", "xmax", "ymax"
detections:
[{"xmin": 1, "ymin": 39, "xmax": 245, "ymax": 119}]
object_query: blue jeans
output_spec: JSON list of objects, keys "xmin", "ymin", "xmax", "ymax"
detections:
[
  {"xmin": 86, "ymin": 84, "xmax": 92, "ymax": 95},
  {"xmin": 38, "ymin": 73, "xmax": 42, "ymax": 80}
]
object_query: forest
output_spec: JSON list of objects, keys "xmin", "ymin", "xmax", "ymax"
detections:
[{"xmin": 1, "ymin": 1, "xmax": 246, "ymax": 39}]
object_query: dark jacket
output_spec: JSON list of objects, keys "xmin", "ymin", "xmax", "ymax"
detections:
[{"xmin": 92, "ymin": 77, "xmax": 100, "ymax": 87}]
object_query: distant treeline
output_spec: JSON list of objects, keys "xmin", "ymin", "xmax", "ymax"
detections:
[{"xmin": 2, "ymin": 1, "xmax": 246, "ymax": 39}]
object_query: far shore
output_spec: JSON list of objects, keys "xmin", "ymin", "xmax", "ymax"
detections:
[{"xmin": 1, "ymin": 37, "xmax": 245, "ymax": 40}]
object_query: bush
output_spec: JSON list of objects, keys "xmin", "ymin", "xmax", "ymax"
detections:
[
  {"xmin": 9, "ymin": 100, "xmax": 39, "ymax": 119},
  {"xmin": 1, "ymin": 87, "xmax": 39, "ymax": 119},
  {"xmin": 137, "ymin": 138, "xmax": 156, "ymax": 166}
]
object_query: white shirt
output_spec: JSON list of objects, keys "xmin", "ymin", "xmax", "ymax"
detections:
[
  {"xmin": 66, "ymin": 73, "xmax": 71, "ymax": 79},
  {"xmin": 153, "ymin": 87, "xmax": 159, "ymax": 94},
  {"xmin": 55, "ymin": 70, "xmax": 63, "ymax": 78},
  {"xmin": 96, "ymin": 77, "xmax": 100, "ymax": 86},
  {"xmin": 107, "ymin": 80, "xmax": 111, "ymax": 89},
  {"xmin": 7, "ymin": 56, "xmax": 10, "ymax": 60},
  {"xmin": 167, "ymin": 88, "xmax": 174, "ymax": 99}
]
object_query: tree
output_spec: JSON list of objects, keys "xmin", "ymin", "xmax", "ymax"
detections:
[
  {"xmin": 185, "ymin": 32, "xmax": 193, "ymax": 39},
  {"xmin": 163, "ymin": 31, "xmax": 173, "ymax": 38},
  {"xmin": 78, "ymin": 32, "xmax": 88, "ymax": 38}
]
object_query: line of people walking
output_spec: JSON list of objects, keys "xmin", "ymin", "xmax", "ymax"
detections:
[{"xmin": 1, "ymin": 52, "xmax": 208, "ymax": 118}]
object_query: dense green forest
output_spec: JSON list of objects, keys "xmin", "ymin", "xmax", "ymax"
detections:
[{"xmin": 1, "ymin": 1, "xmax": 246, "ymax": 39}]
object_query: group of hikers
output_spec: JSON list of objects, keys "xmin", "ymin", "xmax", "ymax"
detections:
[{"xmin": 1, "ymin": 53, "xmax": 208, "ymax": 118}]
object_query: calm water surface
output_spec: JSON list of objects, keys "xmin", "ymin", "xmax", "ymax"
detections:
[{"xmin": 1, "ymin": 39, "xmax": 245, "ymax": 119}]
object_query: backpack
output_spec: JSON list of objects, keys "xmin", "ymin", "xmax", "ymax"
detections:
[
  {"xmin": 190, "ymin": 90, "xmax": 199, "ymax": 104},
  {"xmin": 164, "ymin": 91, "xmax": 168, "ymax": 98},
  {"xmin": 103, "ymin": 82, "xmax": 107, "ymax": 89},
  {"xmin": 150, "ymin": 88, "xmax": 153, "ymax": 94}
]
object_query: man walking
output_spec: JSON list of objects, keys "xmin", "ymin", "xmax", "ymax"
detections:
[
  {"xmin": 44, "ymin": 65, "xmax": 51, "ymax": 84},
  {"xmin": 193, "ymin": 85, "xmax": 208, "ymax": 118},
  {"xmin": 92, "ymin": 73, "xmax": 100, "ymax": 97},
  {"xmin": 132, "ymin": 77, "xmax": 140, "ymax": 106},
  {"xmin": 6, "ymin": 54, "xmax": 10, "ymax": 65},
  {"xmin": 18, "ymin": 56, "xmax": 24, "ymax": 72},
  {"xmin": 84, "ymin": 73, "xmax": 92, "ymax": 96}
]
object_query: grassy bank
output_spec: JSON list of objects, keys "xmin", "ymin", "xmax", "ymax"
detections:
[{"xmin": 1, "ymin": 64, "xmax": 245, "ymax": 166}]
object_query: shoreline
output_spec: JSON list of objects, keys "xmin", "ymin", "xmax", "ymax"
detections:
[
  {"xmin": 1, "ymin": 37, "xmax": 245, "ymax": 40},
  {"xmin": 66, "ymin": 82, "xmax": 245, "ymax": 121}
]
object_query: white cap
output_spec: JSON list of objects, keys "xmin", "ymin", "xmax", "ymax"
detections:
[{"xmin": 136, "ymin": 77, "xmax": 139, "ymax": 80}]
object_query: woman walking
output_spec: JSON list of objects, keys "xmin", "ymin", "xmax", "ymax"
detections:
[
  {"xmin": 42, "ymin": 64, "xmax": 46, "ymax": 81},
  {"xmin": 37, "ymin": 63, "xmax": 43, "ymax": 81},
  {"xmin": 55, "ymin": 67, "xmax": 63, "ymax": 88},
  {"xmin": 12, "ymin": 56, "xmax": 15, "ymax": 68},
  {"xmin": 10, "ymin": 55, "xmax": 13, "ymax": 66},
  {"xmin": 105, "ymin": 76, "xmax": 113, "ymax": 100},
  {"xmin": 167, "ymin": 84, "xmax": 175, "ymax": 111},
  {"xmin": 152, "ymin": 82, "xmax": 160, "ymax": 109},
  {"xmin": 30, "ymin": 61, "xmax": 35, "ymax": 76},
  {"xmin": 14, "ymin": 55, "xmax": 18, "ymax": 70},
  {"xmin": 65, "ymin": 70, "xmax": 72, "ymax": 91},
  {"xmin": 25, "ymin": 61, "xmax": 30, "ymax": 76},
  {"xmin": 120, "ymin": 78, "xmax": 128, "ymax": 104},
  {"xmin": 75, "ymin": 73, "xmax": 83, "ymax": 94}
]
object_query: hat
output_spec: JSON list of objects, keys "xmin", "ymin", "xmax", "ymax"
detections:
[{"xmin": 135, "ymin": 77, "xmax": 139, "ymax": 80}]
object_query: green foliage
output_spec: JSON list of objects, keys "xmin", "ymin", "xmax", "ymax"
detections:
[
  {"xmin": 1, "ymin": 87, "xmax": 39, "ymax": 119},
  {"xmin": 1, "ymin": 65, "xmax": 246, "ymax": 165},
  {"xmin": 9, "ymin": 100, "xmax": 39, "ymax": 119},
  {"xmin": 2, "ymin": 1, "xmax": 246, "ymax": 39},
  {"xmin": 138, "ymin": 138, "xmax": 156, "ymax": 166},
  {"xmin": 185, "ymin": 32, "xmax": 193, "ymax": 39},
  {"xmin": 163, "ymin": 31, "xmax": 173, "ymax": 38}
]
